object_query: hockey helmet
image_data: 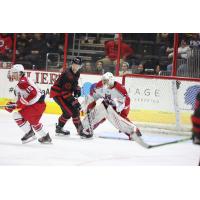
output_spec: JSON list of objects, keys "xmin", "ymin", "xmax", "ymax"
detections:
[
  {"xmin": 72, "ymin": 56, "xmax": 82, "ymax": 65},
  {"xmin": 102, "ymin": 72, "xmax": 115, "ymax": 88},
  {"xmin": 11, "ymin": 64, "xmax": 25, "ymax": 73}
]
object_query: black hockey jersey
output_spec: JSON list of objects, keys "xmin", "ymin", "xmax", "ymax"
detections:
[{"xmin": 50, "ymin": 68, "xmax": 80, "ymax": 99}]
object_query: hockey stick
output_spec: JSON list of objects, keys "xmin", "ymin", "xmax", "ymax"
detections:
[
  {"xmin": 148, "ymin": 136, "xmax": 192, "ymax": 148},
  {"xmin": 0, "ymin": 104, "xmax": 16, "ymax": 108},
  {"xmin": 79, "ymin": 78, "xmax": 94, "ymax": 136},
  {"xmin": 86, "ymin": 108, "xmax": 94, "ymax": 136},
  {"xmin": 98, "ymin": 135, "xmax": 191, "ymax": 148}
]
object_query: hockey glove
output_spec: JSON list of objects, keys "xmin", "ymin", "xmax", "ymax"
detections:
[
  {"xmin": 65, "ymin": 95, "xmax": 75, "ymax": 104},
  {"xmin": 74, "ymin": 86, "xmax": 81, "ymax": 98},
  {"xmin": 72, "ymin": 99, "xmax": 81, "ymax": 111},
  {"xmin": 103, "ymin": 99, "xmax": 116, "ymax": 107},
  {"xmin": 5, "ymin": 102, "xmax": 16, "ymax": 113}
]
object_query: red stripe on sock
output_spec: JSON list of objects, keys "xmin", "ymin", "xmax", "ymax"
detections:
[
  {"xmin": 57, "ymin": 97, "xmax": 72, "ymax": 116},
  {"xmin": 192, "ymin": 116, "xmax": 200, "ymax": 125}
]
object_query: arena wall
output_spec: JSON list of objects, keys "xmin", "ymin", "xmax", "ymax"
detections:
[{"xmin": 0, "ymin": 69, "xmax": 197, "ymax": 128}]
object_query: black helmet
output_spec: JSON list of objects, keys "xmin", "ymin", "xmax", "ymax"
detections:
[{"xmin": 72, "ymin": 56, "xmax": 82, "ymax": 65}]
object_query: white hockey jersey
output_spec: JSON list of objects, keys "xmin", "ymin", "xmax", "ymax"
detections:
[
  {"xmin": 89, "ymin": 80, "xmax": 130, "ymax": 113},
  {"xmin": 15, "ymin": 76, "xmax": 42, "ymax": 106}
]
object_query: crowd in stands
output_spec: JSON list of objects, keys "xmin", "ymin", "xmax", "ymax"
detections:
[
  {"xmin": 0, "ymin": 33, "xmax": 13, "ymax": 62},
  {"xmin": 0, "ymin": 33, "xmax": 200, "ymax": 77},
  {"xmin": 15, "ymin": 33, "xmax": 64, "ymax": 69}
]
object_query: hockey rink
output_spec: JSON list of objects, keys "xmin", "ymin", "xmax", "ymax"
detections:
[{"xmin": 0, "ymin": 109, "xmax": 199, "ymax": 166}]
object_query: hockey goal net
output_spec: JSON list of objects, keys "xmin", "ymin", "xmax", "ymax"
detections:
[{"xmin": 123, "ymin": 74, "xmax": 200, "ymax": 136}]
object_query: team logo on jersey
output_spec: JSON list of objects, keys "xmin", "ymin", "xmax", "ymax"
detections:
[
  {"xmin": 64, "ymin": 83, "xmax": 72, "ymax": 89},
  {"xmin": 67, "ymin": 74, "xmax": 74, "ymax": 81}
]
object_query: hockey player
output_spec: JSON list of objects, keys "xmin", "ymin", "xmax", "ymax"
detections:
[
  {"xmin": 50, "ymin": 56, "xmax": 91, "ymax": 138},
  {"xmin": 191, "ymin": 91, "xmax": 200, "ymax": 145},
  {"xmin": 5, "ymin": 64, "xmax": 52, "ymax": 144},
  {"xmin": 81, "ymin": 72, "xmax": 141, "ymax": 139}
]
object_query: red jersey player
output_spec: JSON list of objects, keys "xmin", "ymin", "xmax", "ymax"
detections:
[
  {"xmin": 191, "ymin": 91, "xmax": 200, "ymax": 145},
  {"xmin": 5, "ymin": 64, "xmax": 52, "ymax": 144},
  {"xmin": 82, "ymin": 72, "xmax": 141, "ymax": 139}
]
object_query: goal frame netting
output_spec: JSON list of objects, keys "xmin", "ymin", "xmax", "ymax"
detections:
[{"xmin": 122, "ymin": 74, "xmax": 200, "ymax": 135}]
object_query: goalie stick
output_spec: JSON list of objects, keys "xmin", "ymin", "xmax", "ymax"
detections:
[
  {"xmin": 79, "ymin": 79, "xmax": 94, "ymax": 136},
  {"xmin": 101, "ymin": 105, "xmax": 192, "ymax": 148},
  {"xmin": 86, "ymin": 108, "xmax": 94, "ymax": 136},
  {"xmin": 98, "ymin": 135, "xmax": 192, "ymax": 148}
]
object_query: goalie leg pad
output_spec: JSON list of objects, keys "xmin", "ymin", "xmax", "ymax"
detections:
[
  {"xmin": 82, "ymin": 103, "xmax": 107, "ymax": 132},
  {"xmin": 106, "ymin": 105, "xmax": 139, "ymax": 135}
]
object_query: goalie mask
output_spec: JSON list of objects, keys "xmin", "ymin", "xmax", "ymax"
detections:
[{"xmin": 102, "ymin": 72, "xmax": 115, "ymax": 88}]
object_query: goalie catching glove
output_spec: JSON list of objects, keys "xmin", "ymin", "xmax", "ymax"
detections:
[{"xmin": 103, "ymin": 98, "xmax": 125, "ymax": 113}]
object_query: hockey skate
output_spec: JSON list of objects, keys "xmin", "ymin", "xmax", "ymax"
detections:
[
  {"xmin": 55, "ymin": 124, "xmax": 70, "ymax": 136},
  {"xmin": 38, "ymin": 133, "xmax": 52, "ymax": 144},
  {"xmin": 119, "ymin": 128, "xmax": 142, "ymax": 141},
  {"xmin": 192, "ymin": 132, "xmax": 200, "ymax": 145},
  {"xmin": 129, "ymin": 128, "xmax": 142, "ymax": 141},
  {"xmin": 79, "ymin": 129, "xmax": 93, "ymax": 139},
  {"xmin": 21, "ymin": 129, "xmax": 36, "ymax": 144}
]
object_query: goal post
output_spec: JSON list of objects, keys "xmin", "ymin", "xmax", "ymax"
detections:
[{"xmin": 122, "ymin": 74, "xmax": 200, "ymax": 135}]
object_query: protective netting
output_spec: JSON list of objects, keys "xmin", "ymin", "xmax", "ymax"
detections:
[{"xmin": 124, "ymin": 75, "xmax": 200, "ymax": 135}]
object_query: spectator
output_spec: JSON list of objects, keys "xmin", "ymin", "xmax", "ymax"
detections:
[
  {"xmin": 97, "ymin": 34, "xmax": 133, "ymax": 74},
  {"xmin": 16, "ymin": 34, "xmax": 29, "ymax": 62},
  {"xmin": 158, "ymin": 33, "xmax": 174, "ymax": 56},
  {"xmin": 166, "ymin": 39, "xmax": 191, "ymax": 74},
  {"xmin": 45, "ymin": 33, "xmax": 60, "ymax": 53},
  {"xmin": 142, "ymin": 58, "xmax": 160, "ymax": 75},
  {"xmin": 189, "ymin": 34, "xmax": 200, "ymax": 48},
  {"xmin": 93, "ymin": 61, "xmax": 104, "ymax": 74},
  {"xmin": 168, "ymin": 39, "xmax": 191, "ymax": 60},
  {"xmin": 23, "ymin": 33, "xmax": 47, "ymax": 69},
  {"xmin": 119, "ymin": 62, "xmax": 132, "ymax": 75},
  {"xmin": 81, "ymin": 61, "xmax": 93, "ymax": 73},
  {"xmin": 0, "ymin": 34, "xmax": 12, "ymax": 61},
  {"xmin": 132, "ymin": 63, "xmax": 144, "ymax": 74}
]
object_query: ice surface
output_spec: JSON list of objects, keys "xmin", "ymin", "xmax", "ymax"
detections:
[{"xmin": 0, "ymin": 110, "xmax": 199, "ymax": 165}]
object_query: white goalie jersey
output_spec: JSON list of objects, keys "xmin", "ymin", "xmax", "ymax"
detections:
[{"xmin": 83, "ymin": 81, "xmax": 130, "ymax": 116}]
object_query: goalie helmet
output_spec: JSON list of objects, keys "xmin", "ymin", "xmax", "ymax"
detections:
[{"xmin": 102, "ymin": 72, "xmax": 115, "ymax": 88}]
